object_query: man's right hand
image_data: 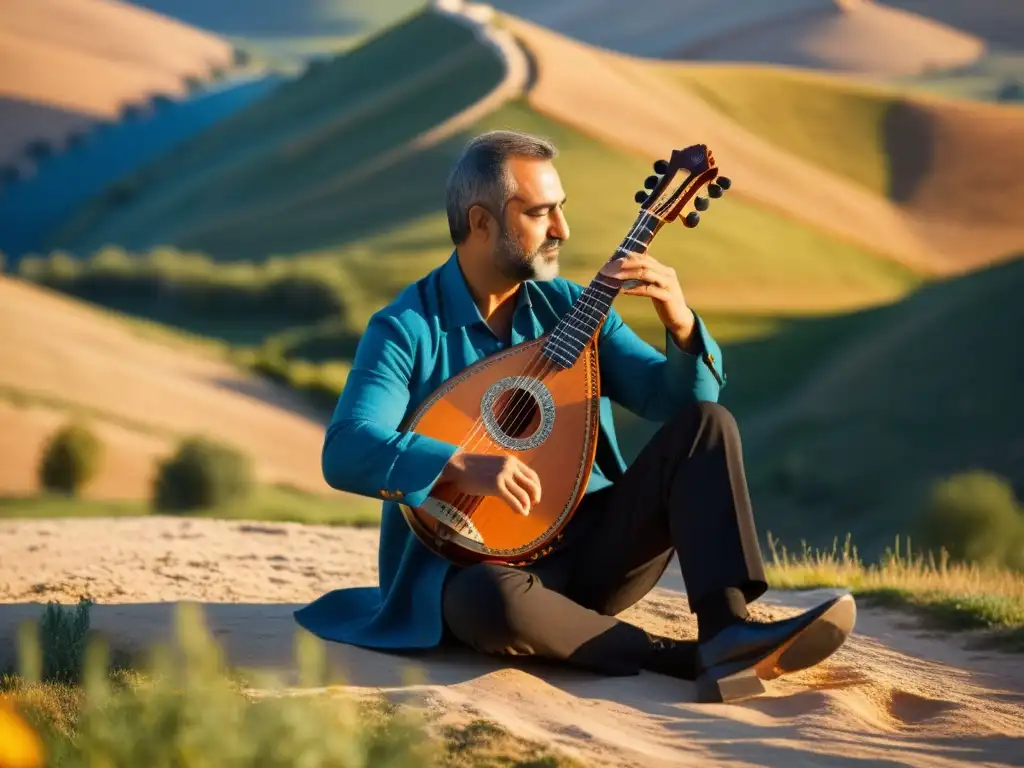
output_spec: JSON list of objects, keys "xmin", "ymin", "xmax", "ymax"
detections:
[{"xmin": 438, "ymin": 452, "xmax": 542, "ymax": 516}]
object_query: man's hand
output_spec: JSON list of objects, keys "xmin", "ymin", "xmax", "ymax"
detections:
[
  {"xmin": 439, "ymin": 452, "xmax": 542, "ymax": 516},
  {"xmin": 601, "ymin": 251, "xmax": 698, "ymax": 352}
]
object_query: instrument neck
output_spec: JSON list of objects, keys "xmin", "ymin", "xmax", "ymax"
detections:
[{"xmin": 542, "ymin": 210, "xmax": 662, "ymax": 368}]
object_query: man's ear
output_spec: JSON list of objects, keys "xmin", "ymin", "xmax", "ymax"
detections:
[{"xmin": 467, "ymin": 204, "xmax": 493, "ymax": 240}]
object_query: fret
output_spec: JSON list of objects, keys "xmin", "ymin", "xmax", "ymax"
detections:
[{"xmin": 542, "ymin": 210, "xmax": 663, "ymax": 369}]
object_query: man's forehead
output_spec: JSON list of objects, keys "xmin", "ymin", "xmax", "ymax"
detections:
[{"xmin": 507, "ymin": 156, "xmax": 564, "ymax": 202}]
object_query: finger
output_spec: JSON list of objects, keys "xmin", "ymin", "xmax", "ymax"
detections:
[
  {"xmin": 622, "ymin": 284, "xmax": 672, "ymax": 302},
  {"xmin": 610, "ymin": 265, "xmax": 667, "ymax": 286},
  {"xmin": 515, "ymin": 465, "xmax": 542, "ymax": 505},
  {"xmin": 499, "ymin": 476, "xmax": 531, "ymax": 516}
]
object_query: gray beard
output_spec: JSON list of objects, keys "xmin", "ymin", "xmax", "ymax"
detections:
[{"xmin": 494, "ymin": 227, "xmax": 560, "ymax": 283}]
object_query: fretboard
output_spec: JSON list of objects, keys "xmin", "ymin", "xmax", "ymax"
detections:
[{"xmin": 542, "ymin": 211, "xmax": 660, "ymax": 369}]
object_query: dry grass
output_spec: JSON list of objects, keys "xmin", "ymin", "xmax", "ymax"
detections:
[{"xmin": 767, "ymin": 533, "xmax": 1024, "ymax": 649}]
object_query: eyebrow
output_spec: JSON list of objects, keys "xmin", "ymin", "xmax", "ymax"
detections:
[{"xmin": 515, "ymin": 195, "xmax": 567, "ymax": 214}]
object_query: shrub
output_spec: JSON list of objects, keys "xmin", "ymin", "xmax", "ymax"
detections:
[
  {"xmin": 14, "ymin": 604, "xmax": 436, "ymax": 767},
  {"xmin": 152, "ymin": 437, "xmax": 253, "ymax": 513},
  {"xmin": 16, "ymin": 599, "xmax": 94, "ymax": 685},
  {"xmin": 38, "ymin": 423, "xmax": 103, "ymax": 496},
  {"xmin": 915, "ymin": 470, "xmax": 1024, "ymax": 569}
]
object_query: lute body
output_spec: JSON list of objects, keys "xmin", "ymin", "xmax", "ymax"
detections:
[
  {"xmin": 399, "ymin": 143, "xmax": 728, "ymax": 565},
  {"xmin": 399, "ymin": 335, "xmax": 602, "ymax": 566}
]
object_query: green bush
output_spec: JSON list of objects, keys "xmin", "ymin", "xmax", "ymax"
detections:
[
  {"xmin": 16, "ymin": 599, "xmax": 93, "ymax": 685},
  {"xmin": 38, "ymin": 422, "xmax": 103, "ymax": 496},
  {"xmin": 916, "ymin": 470, "xmax": 1024, "ymax": 570},
  {"xmin": 15, "ymin": 603, "xmax": 436, "ymax": 767},
  {"xmin": 152, "ymin": 437, "xmax": 253, "ymax": 513}
]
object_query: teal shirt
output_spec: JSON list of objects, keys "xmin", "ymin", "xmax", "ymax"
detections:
[{"xmin": 293, "ymin": 252, "xmax": 726, "ymax": 650}]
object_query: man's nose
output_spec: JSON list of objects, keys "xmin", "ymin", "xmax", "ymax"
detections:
[{"xmin": 550, "ymin": 209, "xmax": 569, "ymax": 241}]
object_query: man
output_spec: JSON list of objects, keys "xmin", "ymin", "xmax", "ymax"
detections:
[{"xmin": 294, "ymin": 130, "xmax": 855, "ymax": 703}]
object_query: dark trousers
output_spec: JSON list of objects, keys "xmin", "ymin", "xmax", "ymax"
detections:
[{"xmin": 441, "ymin": 401, "xmax": 768, "ymax": 677}]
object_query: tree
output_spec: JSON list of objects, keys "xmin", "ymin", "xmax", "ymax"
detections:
[{"xmin": 38, "ymin": 422, "xmax": 103, "ymax": 495}]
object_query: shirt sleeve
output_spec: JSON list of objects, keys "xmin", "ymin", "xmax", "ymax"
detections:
[
  {"xmin": 597, "ymin": 304, "xmax": 726, "ymax": 422},
  {"xmin": 320, "ymin": 311, "xmax": 459, "ymax": 508}
]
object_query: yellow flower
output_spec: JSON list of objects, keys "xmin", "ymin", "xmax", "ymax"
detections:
[{"xmin": 0, "ymin": 700, "xmax": 44, "ymax": 768}]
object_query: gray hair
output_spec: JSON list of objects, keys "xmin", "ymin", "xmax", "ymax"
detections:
[{"xmin": 445, "ymin": 129, "xmax": 557, "ymax": 245}]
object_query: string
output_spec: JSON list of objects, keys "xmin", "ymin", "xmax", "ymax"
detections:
[
  {"xmin": 445, "ymin": 209, "xmax": 662, "ymax": 521},
  {"xmin": 454, "ymin": 207, "xmax": 662, "ymax": 467},
  {"xmin": 449, "ymin": 209, "xmax": 658, "ymax": 476},
  {"xmin": 441, "ymin": 210, "xmax": 663, "ymax": 525}
]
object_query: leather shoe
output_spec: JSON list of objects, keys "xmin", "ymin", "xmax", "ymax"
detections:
[{"xmin": 694, "ymin": 593, "xmax": 856, "ymax": 703}]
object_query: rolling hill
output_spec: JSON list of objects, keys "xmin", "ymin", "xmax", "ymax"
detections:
[
  {"xmin": 40, "ymin": 5, "xmax": 925, "ymax": 324},
  {"xmin": 740, "ymin": 255, "xmax": 1024, "ymax": 554},
  {"xmin": 0, "ymin": 275, "xmax": 349, "ymax": 503},
  {"xmin": 879, "ymin": 0, "xmax": 1024, "ymax": 51},
  {"xmin": 0, "ymin": 0, "xmax": 234, "ymax": 173},
  {"xmin": 497, "ymin": 12, "xmax": 1024, "ymax": 275},
  {"xmin": 489, "ymin": 0, "xmax": 985, "ymax": 77}
]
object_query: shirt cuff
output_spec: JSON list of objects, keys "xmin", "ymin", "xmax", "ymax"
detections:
[{"xmin": 384, "ymin": 432, "xmax": 460, "ymax": 508}]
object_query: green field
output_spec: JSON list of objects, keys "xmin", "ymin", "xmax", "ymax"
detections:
[
  {"xmin": 671, "ymin": 65, "xmax": 901, "ymax": 196},
  {"xmin": 734, "ymin": 256, "xmax": 1024, "ymax": 555}
]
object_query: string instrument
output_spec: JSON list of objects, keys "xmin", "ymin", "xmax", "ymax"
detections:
[{"xmin": 399, "ymin": 144, "xmax": 730, "ymax": 566}]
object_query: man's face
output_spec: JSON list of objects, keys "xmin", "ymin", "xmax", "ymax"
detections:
[{"xmin": 491, "ymin": 156, "xmax": 569, "ymax": 282}]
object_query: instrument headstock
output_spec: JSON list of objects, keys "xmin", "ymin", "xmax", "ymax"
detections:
[{"xmin": 634, "ymin": 144, "xmax": 730, "ymax": 229}]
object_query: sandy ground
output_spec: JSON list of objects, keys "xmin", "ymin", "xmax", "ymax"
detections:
[
  {"xmin": 0, "ymin": 277, "xmax": 344, "ymax": 499},
  {"xmin": 0, "ymin": 0, "xmax": 232, "ymax": 167},
  {"xmin": 1, "ymin": 516, "xmax": 1022, "ymax": 767},
  {"xmin": 501, "ymin": 14, "xmax": 1024, "ymax": 276}
]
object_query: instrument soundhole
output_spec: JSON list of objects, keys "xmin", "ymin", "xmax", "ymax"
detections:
[
  {"xmin": 491, "ymin": 387, "xmax": 541, "ymax": 440},
  {"xmin": 480, "ymin": 376, "xmax": 556, "ymax": 452}
]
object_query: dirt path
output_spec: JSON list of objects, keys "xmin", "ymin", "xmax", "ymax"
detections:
[{"xmin": 2, "ymin": 516, "xmax": 1021, "ymax": 767}]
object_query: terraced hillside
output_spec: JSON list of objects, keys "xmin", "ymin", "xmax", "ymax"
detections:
[
  {"xmin": 47, "ymin": 9, "xmax": 516, "ymax": 261},
  {"xmin": 0, "ymin": 0, "xmax": 233, "ymax": 172},
  {"xmin": 124, "ymin": 0, "xmax": 427, "ymax": 59}
]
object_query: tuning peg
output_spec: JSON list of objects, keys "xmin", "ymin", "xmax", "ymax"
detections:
[
  {"xmin": 644, "ymin": 175, "xmax": 659, "ymax": 190},
  {"xmin": 683, "ymin": 211, "xmax": 700, "ymax": 228},
  {"xmin": 694, "ymin": 195, "xmax": 709, "ymax": 211},
  {"xmin": 634, "ymin": 190, "xmax": 647, "ymax": 204},
  {"xmin": 653, "ymin": 159, "xmax": 669, "ymax": 174},
  {"xmin": 707, "ymin": 183, "xmax": 723, "ymax": 198},
  {"xmin": 718, "ymin": 176, "xmax": 731, "ymax": 190}
]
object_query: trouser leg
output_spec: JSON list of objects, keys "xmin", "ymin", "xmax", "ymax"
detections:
[
  {"xmin": 441, "ymin": 560, "xmax": 661, "ymax": 676},
  {"xmin": 564, "ymin": 400, "xmax": 767, "ymax": 619},
  {"xmin": 440, "ymin": 400, "xmax": 767, "ymax": 676}
]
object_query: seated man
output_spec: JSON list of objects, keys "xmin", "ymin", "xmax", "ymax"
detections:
[{"xmin": 294, "ymin": 130, "xmax": 855, "ymax": 703}]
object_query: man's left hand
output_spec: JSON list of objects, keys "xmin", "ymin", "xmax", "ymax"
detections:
[{"xmin": 601, "ymin": 252, "xmax": 697, "ymax": 351}]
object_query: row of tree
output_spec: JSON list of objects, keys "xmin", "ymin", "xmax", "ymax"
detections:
[{"xmin": 16, "ymin": 247, "xmax": 349, "ymax": 325}]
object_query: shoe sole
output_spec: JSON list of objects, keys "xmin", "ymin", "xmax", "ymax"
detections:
[
  {"xmin": 754, "ymin": 593, "xmax": 856, "ymax": 681},
  {"xmin": 695, "ymin": 594, "xmax": 856, "ymax": 703}
]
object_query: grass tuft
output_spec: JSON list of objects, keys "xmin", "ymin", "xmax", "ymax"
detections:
[{"xmin": 766, "ymin": 533, "xmax": 1024, "ymax": 649}]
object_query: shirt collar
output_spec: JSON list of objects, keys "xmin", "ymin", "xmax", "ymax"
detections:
[{"xmin": 438, "ymin": 250, "xmax": 533, "ymax": 331}]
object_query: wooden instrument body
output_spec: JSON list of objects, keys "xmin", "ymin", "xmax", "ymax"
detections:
[{"xmin": 398, "ymin": 333, "xmax": 602, "ymax": 566}]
